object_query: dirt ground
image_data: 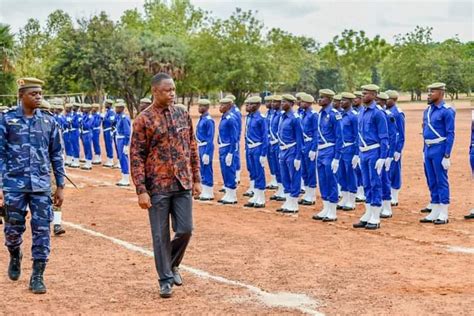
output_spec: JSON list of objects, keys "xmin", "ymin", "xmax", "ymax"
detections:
[{"xmin": 0, "ymin": 100, "xmax": 473, "ymax": 315}]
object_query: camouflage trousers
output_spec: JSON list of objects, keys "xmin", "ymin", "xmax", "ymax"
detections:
[{"xmin": 3, "ymin": 191, "xmax": 53, "ymax": 261}]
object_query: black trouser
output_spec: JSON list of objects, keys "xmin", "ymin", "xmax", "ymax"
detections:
[{"xmin": 148, "ymin": 190, "xmax": 193, "ymax": 286}]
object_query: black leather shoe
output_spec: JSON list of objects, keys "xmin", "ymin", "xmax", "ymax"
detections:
[
  {"xmin": 276, "ymin": 208, "xmax": 286, "ymax": 213},
  {"xmin": 336, "ymin": 205, "xmax": 344, "ymax": 210},
  {"xmin": 353, "ymin": 221, "xmax": 367, "ymax": 228},
  {"xmin": 300, "ymin": 189, "xmax": 305, "ymax": 194},
  {"xmin": 274, "ymin": 196, "xmax": 286, "ymax": 202},
  {"xmin": 173, "ymin": 267, "xmax": 182, "ymax": 286},
  {"xmin": 54, "ymin": 224, "xmax": 66, "ymax": 236},
  {"xmin": 391, "ymin": 202, "xmax": 399, "ymax": 207},
  {"xmin": 419, "ymin": 218, "xmax": 434, "ymax": 223},
  {"xmin": 116, "ymin": 182, "xmax": 130, "ymax": 187},
  {"xmin": 299, "ymin": 200, "xmax": 315, "ymax": 206},
  {"xmin": 243, "ymin": 192, "xmax": 254, "ymax": 197},
  {"xmin": 365, "ymin": 223, "xmax": 380, "ymax": 230},
  {"xmin": 355, "ymin": 198, "xmax": 366, "ymax": 203},
  {"xmin": 29, "ymin": 260, "xmax": 47, "ymax": 294},
  {"xmin": 420, "ymin": 207, "xmax": 432, "ymax": 213},
  {"xmin": 322, "ymin": 217, "xmax": 337, "ymax": 222},
  {"xmin": 159, "ymin": 283, "xmax": 173, "ymax": 298},
  {"xmin": 219, "ymin": 188, "xmax": 226, "ymax": 193},
  {"xmin": 380, "ymin": 214, "xmax": 392, "ymax": 219},
  {"xmin": 434, "ymin": 219, "xmax": 449, "ymax": 225},
  {"xmin": 221, "ymin": 200, "xmax": 237, "ymax": 205},
  {"xmin": 282, "ymin": 209, "xmax": 298, "ymax": 214},
  {"xmin": 254, "ymin": 204, "xmax": 265, "ymax": 208},
  {"xmin": 465, "ymin": 213, "xmax": 474, "ymax": 219},
  {"xmin": 244, "ymin": 202, "xmax": 255, "ymax": 208},
  {"xmin": 342, "ymin": 206, "xmax": 355, "ymax": 211},
  {"xmin": 269, "ymin": 195, "xmax": 278, "ymax": 201},
  {"xmin": 8, "ymin": 248, "xmax": 22, "ymax": 281},
  {"xmin": 312, "ymin": 214, "xmax": 325, "ymax": 221},
  {"xmin": 266, "ymin": 185, "xmax": 278, "ymax": 190},
  {"xmin": 199, "ymin": 197, "xmax": 214, "ymax": 201}
]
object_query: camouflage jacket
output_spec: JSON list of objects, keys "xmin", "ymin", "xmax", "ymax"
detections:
[{"xmin": 0, "ymin": 105, "xmax": 65, "ymax": 192}]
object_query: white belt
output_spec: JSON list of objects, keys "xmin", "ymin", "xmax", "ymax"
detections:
[
  {"xmin": 247, "ymin": 142, "xmax": 262, "ymax": 149},
  {"xmin": 279, "ymin": 142, "xmax": 296, "ymax": 151},
  {"xmin": 424, "ymin": 137, "xmax": 446, "ymax": 145},
  {"xmin": 342, "ymin": 142, "xmax": 355, "ymax": 148},
  {"xmin": 270, "ymin": 139, "xmax": 279, "ymax": 145},
  {"xmin": 318, "ymin": 142, "xmax": 335, "ymax": 150},
  {"xmin": 304, "ymin": 137, "xmax": 313, "ymax": 142},
  {"xmin": 93, "ymin": 127, "xmax": 101, "ymax": 130},
  {"xmin": 103, "ymin": 127, "xmax": 112, "ymax": 132},
  {"xmin": 81, "ymin": 130, "xmax": 91, "ymax": 134},
  {"xmin": 197, "ymin": 142, "xmax": 208, "ymax": 147},
  {"xmin": 70, "ymin": 128, "xmax": 77, "ymax": 131},
  {"xmin": 218, "ymin": 143, "xmax": 230, "ymax": 148},
  {"xmin": 116, "ymin": 135, "xmax": 125, "ymax": 139},
  {"xmin": 359, "ymin": 143, "xmax": 380, "ymax": 152}
]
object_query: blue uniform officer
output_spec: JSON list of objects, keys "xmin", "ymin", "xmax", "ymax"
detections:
[
  {"xmin": 243, "ymin": 96, "xmax": 268, "ymax": 208},
  {"xmin": 264, "ymin": 95, "xmax": 279, "ymax": 189},
  {"xmin": 91, "ymin": 103, "xmax": 102, "ymax": 165},
  {"xmin": 268, "ymin": 95, "xmax": 286, "ymax": 201},
  {"xmin": 420, "ymin": 82, "xmax": 455, "ymax": 225},
  {"xmin": 114, "ymin": 102, "xmax": 132, "ymax": 186},
  {"xmin": 102, "ymin": 99, "xmax": 116, "ymax": 167},
  {"xmin": 225, "ymin": 94, "xmax": 242, "ymax": 184},
  {"xmin": 277, "ymin": 94, "xmax": 304, "ymax": 214},
  {"xmin": 69, "ymin": 103, "xmax": 82, "ymax": 168},
  {"xmin": 0, "ymin": 77, "xmax": 65, "ymax": 294},
  {"xmin": 217, "ymin": 98, "xmax": 239, "ymax": 204},
  {"xmin": 298, "ymin": 93, "xmax": 319, "ymax": 206},
  {"xmin": 352, "ymin": 91, "xmax": 366, "ymax": 202},
  {"xmin": 353, "ymin": 84, "xmax": 389, "ymax": 230},
  {"xmin": 80, "ymin": 104, "xmax": 94, "ymax": 170},
  {"xmin": 195, "ymin": 99, "xmax": 215, "ymax": 201},
  {"xmin": 312, "ymin": 89, "xmax": 343, "ymax": 222}
]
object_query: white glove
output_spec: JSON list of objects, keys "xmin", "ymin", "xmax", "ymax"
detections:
[
  {"xmin": 308, "ymin": 150, "xmax": 316, "ymax": 161},
  {"xmin": 294, "ymin": 159, "xmax": 301, "ymax": 171},
  {"xmin": 394, "ymin": 151, "xmax": 401, "ymax": 162},
  {"xmin": 375, "ymin": 158, "xmax": 385, "ymax": 175},
  {"xmin": 331, "ymin": 159, "xmax": 340, "ymax": 174},
  {"xmin": 123, "ymin": 145, "xmax": 129, "ymax": 155},
  {"xmin": 351, "ymin": 155, "xmax": 360, "ymax": 169},
  {"xmin": 441, "ymin": 157, "xmax": 451, "ymax": 170},
  {"xmin": 385, "ymin": 157, "xmax": 393, "ymax": 171},
  {"xmin": 225, "ymin": 153, "xmax": 233, "ymax": 167},
  {"xmin": 66, "ymin": 117, "xmax": 72, "ymax": 122},
  {"xmin": 202, "ymin": 154, "xmax": 210, "ymax": 165},
  {"xmin": 259, "ymin": 156, "xmax": 267, "ymax": 168}
]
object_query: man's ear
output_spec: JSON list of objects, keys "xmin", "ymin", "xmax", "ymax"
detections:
[{"xmin": 151, "ymin": 85, "xmax": 157, "ymax": 95}]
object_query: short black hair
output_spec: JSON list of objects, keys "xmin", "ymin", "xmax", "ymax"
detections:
[{"xmin": 151, "ymin": 72, "xmax": 172, "ymax": 86}]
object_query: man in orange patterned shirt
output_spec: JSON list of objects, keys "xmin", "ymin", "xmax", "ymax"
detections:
[{"xmin": 130, "ymin": 73, "xmax": 201, "ymax": 298}]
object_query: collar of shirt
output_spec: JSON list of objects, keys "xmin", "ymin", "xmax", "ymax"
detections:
[
  {"xmin": 282, "ymin": 109, "xmax": 294, "ymax": 118},
  {"xmin": 152, "ymin": 104, "xmax": 172, "ymax": 114},
  {"xmin": 432, "ymin": 100, "xmax": 445, "ymax": 109},
  {"xmin": 364, "ymin": 101, "xmax": 377, "ymax": 111},
  {"xmin": 320, "ymin": 104, "xmax": 333, "ymax": 115},
  {"xmin": 15, "ymin": 105, "xmax": 43, "ymax": 118}
]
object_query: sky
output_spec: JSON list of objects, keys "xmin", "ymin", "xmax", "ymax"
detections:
[{"xmin": 0, "ymin": 0, "xmax": 472, "ymax": 43}]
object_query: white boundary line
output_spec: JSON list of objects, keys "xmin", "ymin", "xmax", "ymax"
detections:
[{"xmin": 63, "ymin": 221, "xmax": 324, "ymax": 316}]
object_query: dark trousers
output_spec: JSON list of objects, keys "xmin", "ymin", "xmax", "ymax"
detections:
[{"xmin": 148, "ymin": 190, "xmax": 193, "ymax": 286}]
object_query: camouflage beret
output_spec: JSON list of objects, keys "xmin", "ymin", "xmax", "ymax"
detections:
[
  {"xmin": 248, "ymin": 96, "xmax": 262, "ymax": 103},
  {"xmin": 53, "ymin": 104, "xmax": 64, "ymax": 110},
  {"xmin": 427, "ymin": 82, "xmax": 446, "ymax": 90},
  {"xmin": 385, "ymin": 90, "xmax": 399, "ymax": 99},
  {"xmin": 116, "ymin": 98, "xmax": 125, "ymax": 103},
  {"xmin": 140, "ymin": 98, "xmax": 152, "ymax": 103},
  {"xmin": 81, "ymin": 103, "xmax": 92, "ymax": 109},
  {"xmin": 198, "ymin": 99, "xmax": 211, "ymax": 106},
  {"xmin": 319, "ymin": 89, "xmax": 335, "ymax": 98},
  {"xmin": 300, "ymin": 94, "xmax": 314, "ymax": 103},
  {"xmin": 282, "ymin": 94, "xmax": 297, "ymax": 102},
  {"xmin": 114, "ymin": 102, "xmax": 126, "ymax": 108},
  {"xmin": 377, "ymin": 92, "xmax": 389, "ymax": 100},
  {"xmin": 224, "ymin": 94, "xmax": 236, "ymax": 101},
  {"xmin": 17, "ymin": 77, "xmax": 44, "ymax": 90},
  {"xmin": 91, "ymin": 103, "xmax": 100, "ymax": 108},
  {"xmin": 64, "ymin": 103, "xmax": 73, "ymax": 108},
  {"xmin": 353, "ymin": 91, "xmax": 363, "ymax": 97},
  {"xmin": 104, "ymin": 99, "xmax": 114, "ymax": 104},
  {"xmin": 341, "ymin": 92, "xmax": 356, "ymax": 99},
  {"xmin": 361, "ymin": 84, "xmax": 380, "ymax": 92},
  {"xmin": 219, "ymin": 98, "xmax": 233, "ymax": 104},
  {"xmin": 264, "ymin": 95, "xmax": 273, "ymax": 102},
  {"xmin": 295, "ymin": 92, "xmax": 306, "ymax": 99}
]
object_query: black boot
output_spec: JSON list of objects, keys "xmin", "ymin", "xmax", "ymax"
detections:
[
  {"xmin": 8, "ymin": 248, "xmax": 22, "ymax": 281},
  {"xmin": 54, "ymin": 224, "xmax": 66, "ymax": 236},
  {"xmin": 29, "ymin": 260, "xmax": 47, "ymax": 294}
]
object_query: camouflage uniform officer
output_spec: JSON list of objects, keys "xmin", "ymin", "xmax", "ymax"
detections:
[{"xmin": 0, "ymin": 78, "xmax": 65, "ymax": 294}]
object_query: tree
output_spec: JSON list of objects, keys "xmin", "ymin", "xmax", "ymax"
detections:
[{"xmin": 0, "ymin": 24, "xmax": 16, "ymax": 105}]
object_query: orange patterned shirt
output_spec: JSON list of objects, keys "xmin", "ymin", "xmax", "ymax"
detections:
[{"xmin": 130, "ymin": 105, "xmax": 200, "ymax": 195}]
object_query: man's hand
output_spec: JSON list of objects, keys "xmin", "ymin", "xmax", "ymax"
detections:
[
  {"xmin": 53, "ymin": 187, "xmax": 64, "ymax": 207},
  {"xmin": 225, "ymin": 153, "xmax": 233, "ymax": 167},
  {"xmin": 202, "ymin": 154, "xmax": 210, "ymax": 165},
  {"xmin": 0, "ymin": 190, "xmax": 4, "ymax": 206},
  {"xmin": 138, "ymin": 192, "xmax": 151, "ymax": 209},
  {"xmin": 308, "ymin": 150, "xmax": 317, "ymax": 161},
  {"xmin": 385, "ymin": 157, "xmax": 393, "ymax": 171},
  {"xmin": 394, "ymin": 151, "xmax": 401, "ymax": 162},
  {"xmin": 294, "ymin": 159, "xmax": 301, "ymax": 171},
  {"xmin": 259, "ymin": 156, "xmax": 267, "ymax": 168},
  {"xmin": 375, "ymin": 158, "xmax": 385, "ymax": 175},
  {"xmin": 331, "ymin": 159, "xmax": 340, "ymax": 174},
  {"xmin": 441, "ymin": 157, "xmax": 451, "ymax": 170},
  {"xmin": 352, "ymin": 155, "xmax": 360, "ymax": 169},
  {"xmin": 192, "ymin": 182, "xmax": 202, "ymax": 198}
]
